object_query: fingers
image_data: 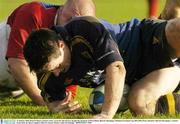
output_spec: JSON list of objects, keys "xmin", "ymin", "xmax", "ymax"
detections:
[
  {"xmin": 48, "ymin": 100, "xmax": 82, "ymax": 113},
  {"xmin": 62, "ymin": 101, "xmax": 82, "ymax": 114},
  {"xmin": 47, "ymin": 92, "xmax": 81, "ymax": 114}
]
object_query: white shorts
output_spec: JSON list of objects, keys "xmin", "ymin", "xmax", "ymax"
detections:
[{"xmin": 0, "ymin": 21, "xmax": 17, "ymax": 88}]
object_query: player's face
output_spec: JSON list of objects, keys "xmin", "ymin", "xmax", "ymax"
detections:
[{"xmin": 45, "ymin": 41, "xmax": 71, "ymax": 76}]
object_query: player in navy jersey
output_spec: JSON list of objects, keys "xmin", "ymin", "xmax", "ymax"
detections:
[{"xmin": 24, "ymin": 16, "xmax": 180, "ymax": 118}]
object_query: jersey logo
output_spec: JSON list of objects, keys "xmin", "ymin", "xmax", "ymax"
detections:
[{"xmin": 152, "ymin": 36, "xmax": 160, "ymax": 45}]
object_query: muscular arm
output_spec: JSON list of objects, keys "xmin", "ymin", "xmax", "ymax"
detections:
[
  {"xmin": 94, "ymin": 61, "xmax": 126, "ymax": 119},
  {"xmin": 8, "ymin": 58, "xmax": 45, "ymax": 105}
]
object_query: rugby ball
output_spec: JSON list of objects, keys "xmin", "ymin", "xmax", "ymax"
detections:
[{"xmin": 89, "ymin": 84, "xmax": 129, "ymax": 113}]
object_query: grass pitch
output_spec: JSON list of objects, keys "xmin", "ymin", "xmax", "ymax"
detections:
[{"xmin": 0, "ymin": 0, "xmax": 179, "ymax": 119}]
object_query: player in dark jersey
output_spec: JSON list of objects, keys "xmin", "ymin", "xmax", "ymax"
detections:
[
  {"xmin": 24, "ymin": 16, "xmax": 125, "ymax": 119},
  {"xmin": 23, "ymin": 16, "xmax": 180, "ymax": 118}
]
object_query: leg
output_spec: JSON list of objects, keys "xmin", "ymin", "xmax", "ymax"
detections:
[{"xmin": 128, "ymin": 66, "xmax": 180, "ymax": 115}]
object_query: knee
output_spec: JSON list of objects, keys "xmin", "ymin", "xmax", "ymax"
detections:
[
  {"xmin": 128, "ymin": 89, "xmax": 144, "ymax": 114},
  {"xmin": 128, "ymin": 89, "xmax": 156, "ymax": 115}
]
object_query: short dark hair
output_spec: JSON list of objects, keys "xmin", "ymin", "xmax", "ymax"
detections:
[{"xmin": 23, "ymin": 28, "xmax": 62, "ymax": 73}]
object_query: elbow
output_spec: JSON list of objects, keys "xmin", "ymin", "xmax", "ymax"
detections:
[
  {"xmin": 114, "ymin": 61, "xmax": 126, "ymax": 77},
  {"xmin": 107, "ymin": 61, "xmax": 126, "ymax": 78}
]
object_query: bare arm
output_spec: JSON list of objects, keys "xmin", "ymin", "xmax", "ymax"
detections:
[
  {"xmin": 93, "ymin": 61, "xmax": 126, "ymax": 119},
  {"xmin": 8, "ymin": 58, "xmax": 45, "ymax": 105}
]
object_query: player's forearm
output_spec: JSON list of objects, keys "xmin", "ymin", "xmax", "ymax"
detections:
[
  {"xmin": 101, "ymin": 61, "xmax": 126, "ymax": 118},
  {"xmin": 8, "ymin": 58, "xmax": 45, "ymax": 105}
]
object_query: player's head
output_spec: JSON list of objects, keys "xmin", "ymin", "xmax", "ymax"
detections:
[
  {"xmin": 23, "ymin": 28, "xmax": 71, "ymax": 76},
  {"xmin": 160, "ymin": 0, "xmax": 180, "ymax": 20},
  {"xmin": 57, "ymin": 0, "xmax": 96, "ymax": 25},
  {"xmin": 165, "ymin": 18, "xmax": 180, "ymax": 58}
]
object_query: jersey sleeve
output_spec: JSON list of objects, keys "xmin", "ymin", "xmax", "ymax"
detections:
[
  {"xmin": 66, "ymin": 16, "xmax": 123, "ymax": 70},
  {"xmin": 38, "ymin": 72, "xmax": 66, "ymax": 102},
  {"xmin": 37, "ymin": 72, "xmax": 77, "ymax": 102}
]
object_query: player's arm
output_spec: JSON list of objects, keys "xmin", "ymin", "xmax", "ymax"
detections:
[
  {"xmin": 6, "ymin": 6, "xmax": 46, "ymax": 105},
  {"xmin": 8, "ymin": 58, "xmax": 45, "ymax": 105},
  {"xmin": 94, "ymin": 61, "xmax": 126, "ymax": 119}
]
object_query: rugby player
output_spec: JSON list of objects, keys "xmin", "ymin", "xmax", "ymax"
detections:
[{"xmin": 23, "ymin": 15, "xmax": 180, "ymax": 119}]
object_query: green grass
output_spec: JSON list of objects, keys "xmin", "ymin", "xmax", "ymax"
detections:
[
  {"xmin": 1, "ymin": 87, "xmax": 180, "ymax": 119},
  {"xmin": 0, "ymin": 0, "xmax": 179, "ymax": 119}
]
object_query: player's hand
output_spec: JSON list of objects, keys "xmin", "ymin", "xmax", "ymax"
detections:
[{"xmin": 47, "ymin": 91, "xmax": 81, "ymax": 113}]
